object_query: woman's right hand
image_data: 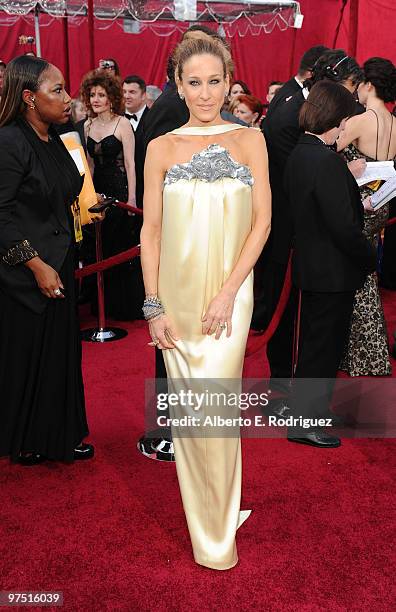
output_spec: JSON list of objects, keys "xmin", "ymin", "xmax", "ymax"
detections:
[
  {"xmin": 148, "ymin": 314, "xmax": 179, "ymax": 350},
  {"xmin": 26, "ymin": 257, "xmax": 65, "ymax": 299}
]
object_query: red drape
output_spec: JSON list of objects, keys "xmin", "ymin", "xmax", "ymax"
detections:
[{"xmin": 0, "ymin": 0, "xmax": 395, "ymax": 100}]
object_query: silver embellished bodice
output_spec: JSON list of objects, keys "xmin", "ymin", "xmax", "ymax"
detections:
[{"xmin": 164, "ymin": 144, "xmax": 254, "ymax": 187}]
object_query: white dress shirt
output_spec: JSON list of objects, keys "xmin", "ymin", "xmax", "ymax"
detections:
[{"xmin": 126, "ymin": 105, "xmax": 147, "ymax": 131}]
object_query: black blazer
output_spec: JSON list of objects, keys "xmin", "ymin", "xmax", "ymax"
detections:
[
  {"xmin": 265, "ymin": 77, "xmax": 302, "ymax": 122},
  {"xmin": 133, "ymin": 106, "xmax": 151, "ymax": 209},
  {"xmin": 142, "ymin": 81, "xmax": 189, "ymax": 156},
  {"xmin": 284, "ymin": 134, "xmax": 376, "ymax": 292},
  {"xmin": 263, "ymin": 90, "xmax": 305, "ymax": 263},
  {"xmin": 0, "ymin": 120, "xmax": 83, "ymax": 314}
]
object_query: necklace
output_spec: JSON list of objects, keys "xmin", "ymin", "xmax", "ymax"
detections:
[{"xmin": 96, "ymin": 113, "xmax": 114, "ymax": 127}]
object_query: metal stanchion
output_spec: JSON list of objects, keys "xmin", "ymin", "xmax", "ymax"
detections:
[{"xmin": 81, "ymin": 217, "xmax": 128, "ymax": 343}]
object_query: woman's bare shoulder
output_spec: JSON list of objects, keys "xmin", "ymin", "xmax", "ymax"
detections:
[
  {"xmin": 146, "ymin": 134, "xmax": 176, "ymax": 173},
  {"xmin": 118, "ymin": 115, "xmax": 133, "ymax": 128},
  {"xmin": 349, "ymin": 110, "xmax": 372, "ymax": 128},
  {"xmin": 147, "ymin": 133, "xmax": 176, "ymax": 156},
  {"xmin": 233, "ymin": 126, "xmax": 266, "ymax": 158},
  {"xmin": 234, "ymin": 125, "xmax": 264, "ymax": 144}
]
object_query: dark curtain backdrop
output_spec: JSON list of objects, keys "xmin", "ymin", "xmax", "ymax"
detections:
[{"xmin": 0, "ymin": 0, "xmax": 395, "ymax": 99}]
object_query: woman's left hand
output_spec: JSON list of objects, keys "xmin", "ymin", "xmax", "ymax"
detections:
[{"xmin": 202, "ymin": 289, "xmax": 235, "ymax": 339}]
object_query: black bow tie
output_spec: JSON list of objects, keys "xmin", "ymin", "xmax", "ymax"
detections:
[{"xmin": 125, "ymin": 112, "xmax": 137, "ymax": 121}]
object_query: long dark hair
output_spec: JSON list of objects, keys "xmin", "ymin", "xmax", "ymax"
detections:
[
  {"xmin": 0, "ymin": 55, "xmax": 50, "ymax": 127},
  {"xmin": 363, "ymin": 57, "xmax": 396, "ymax": 103}
]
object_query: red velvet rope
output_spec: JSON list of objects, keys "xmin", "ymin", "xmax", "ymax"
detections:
[
  {"xmin": 75, "ymin": 246, "xmax": 140, "ymax": 279},
  {"xmin": 74, "ymin": 201, "xmax": 142, "ymax": 279},
  {"xmin": 245, "ymin": 255, "xmax": 293, "ymax": 358},
  {"xmin": 114, "ymin": 202, "xmax": 394, "ymax": 225},
  {"xmin": 113, "ymin": 200, "xmax": 143, "ymax": 215},
  {"xmin": 74, "ymin": 211, "xmax": 394, "ymax": 354}
]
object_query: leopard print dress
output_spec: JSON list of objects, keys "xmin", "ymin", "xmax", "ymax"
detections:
[{"xmin": 340, "ymin": 144, "xmax": 391, "ymax": 376}]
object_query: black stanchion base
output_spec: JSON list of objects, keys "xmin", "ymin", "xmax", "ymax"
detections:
[
  {"xmin": 81, "ymin": 327, "xmax": 128, "ymax": 343},
  {"xmin": 137, "ymin": 433, "xmax": 175, "ymax": 462}
]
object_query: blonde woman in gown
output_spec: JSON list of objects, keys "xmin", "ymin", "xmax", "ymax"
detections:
[{"xmin": 140, "ymin": 38, "xmax": 271, "ymax": 570}]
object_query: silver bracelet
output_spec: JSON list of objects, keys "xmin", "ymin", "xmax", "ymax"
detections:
[{"xmin": 142, "ymin": 295, "xmax": 165, "ymax": 321}]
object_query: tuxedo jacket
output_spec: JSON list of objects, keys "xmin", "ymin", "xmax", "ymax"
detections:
[
  {"xmin": 0, "ymin": 119, "xmax": 83, "ymax": 314},
  {"xmin": 263, "ymin": 90, "xmax": 305, "ymax": 263},
  {"xmin": 284, "ymin": 134, "xmax": 376, "ymax": 292},
  {"xmin": 133, "ymin": 106, "xmax": 151, "ymax": 209},
  {"xmin": 142, "ymin": 82, "xmax": 189, "ymax": 156},
  {"xmin": 265, "ymin": 77, "xmax": 302, "ymax": 122}
]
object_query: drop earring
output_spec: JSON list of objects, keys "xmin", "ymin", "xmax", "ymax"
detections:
[{"xmin": 179, "ymin": 92, "xmax": 184, "ymax": 100}]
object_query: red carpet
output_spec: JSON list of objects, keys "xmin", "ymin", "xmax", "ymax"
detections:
[{"xmin": 1, "ymin": 291, "xmax": 395, "ymax": 611}]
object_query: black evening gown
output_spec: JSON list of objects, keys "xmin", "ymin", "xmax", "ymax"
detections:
[
  {"xmin": 0, "ymin": 137, "xmax": 89, "ymax": 462},
  {"xmin": 86, "ymin": 131, "xmax": 143, "ymax": 320}
]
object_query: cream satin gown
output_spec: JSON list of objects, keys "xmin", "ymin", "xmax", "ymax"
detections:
[{"xmin": 158, "ymin": 124, "xmax": 253, "ymax": 570}]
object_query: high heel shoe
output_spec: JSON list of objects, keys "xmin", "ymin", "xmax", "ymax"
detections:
[{"xmin": 73, "ymin": 443, "xmax": 94, "ymax": 460}]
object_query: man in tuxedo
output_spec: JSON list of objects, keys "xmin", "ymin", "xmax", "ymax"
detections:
[
  {"xmin": 123, "ymin": 75, "xmax": 150, "ymax": 209},
  {"xmin": 259, "ymin": 49, "xmax": 364, "ymax": 447},
  {"xmin": 266, "ymin": 45, "xmax": 329, "ymax": 121},
  {"xmin": 123, "ymin": 75, "xmax": 149, "ymax": 131},
  {"xmin": 253, "ymin": 46, "xmax": 331, "ymax": 333}
]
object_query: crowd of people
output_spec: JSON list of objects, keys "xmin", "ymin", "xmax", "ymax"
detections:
[{"xmin": 0, "ymin": 24, "xmax": 396, "ymax": 571}]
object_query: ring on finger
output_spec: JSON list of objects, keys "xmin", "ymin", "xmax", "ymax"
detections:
[
  {"xmin": 218, "ymin": 322, "xmax": 227, "ymax": 330},
  {"xmin": 54, "ymin": 288, "xmax": 62, "ymax": 297}
]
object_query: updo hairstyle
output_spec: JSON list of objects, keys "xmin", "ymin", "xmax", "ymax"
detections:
[{"xmin": 173, "ymin": 37, "xmax": 233, "ymax": 84}]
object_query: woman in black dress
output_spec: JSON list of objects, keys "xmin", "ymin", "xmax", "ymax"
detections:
[
  {"xmin": 80, "ymin": 71, "xmax": 141, "ymax": 320},
  {"xmin": 336, "ymin": 57, "xmax": 396, "ymax": 376},
  {"xmin": 0, "ymin": 56, "xmax": 93, "ymax": 465}
]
